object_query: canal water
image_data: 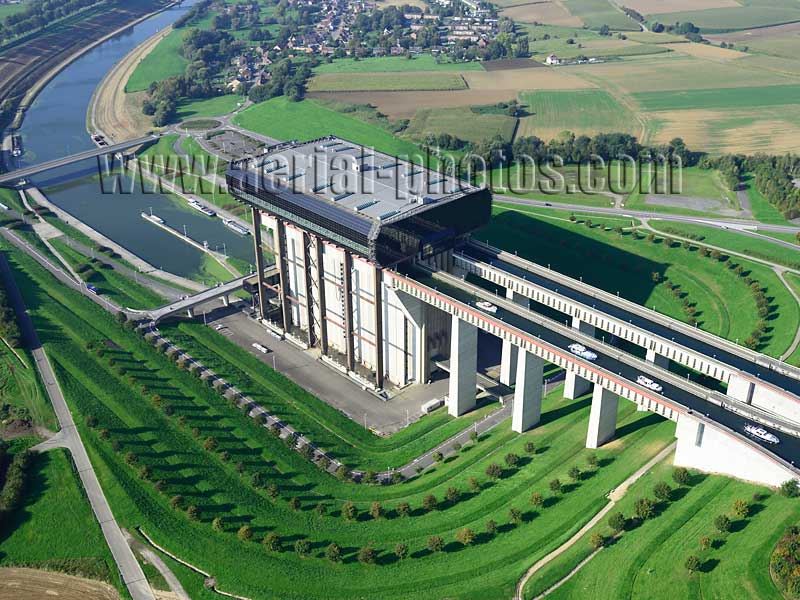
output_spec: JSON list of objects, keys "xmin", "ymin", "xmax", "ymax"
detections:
[{"xmin": 14, "ymin": 0, "xmax": 253, "ymax": 278}]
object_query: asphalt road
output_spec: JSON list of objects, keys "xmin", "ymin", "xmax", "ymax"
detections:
[{"xmin": 0, "ymin": 253, "xmax": 155, "ymax": 600}]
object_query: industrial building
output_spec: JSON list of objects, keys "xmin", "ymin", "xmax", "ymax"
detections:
[{"xmin": 226, "ymin": 136, "xmax": 492, "ymax": 390}]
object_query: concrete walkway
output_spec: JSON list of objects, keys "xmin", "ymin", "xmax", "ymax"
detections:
[
  {"xmin": 123, "ymin": 531, "xmax": 190, "ymax": 600},
  {"xmin": 0, "ymin": 253, "xmax": 155, "ymax": 600},
  {"xmin": 514, "ymin": 441, "xmax": 677, "ymax": 600}
]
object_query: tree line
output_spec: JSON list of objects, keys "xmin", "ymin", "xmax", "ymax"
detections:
[{"xmin": 0, "ymin": 284, "xmax": 21, "ymax": 348}]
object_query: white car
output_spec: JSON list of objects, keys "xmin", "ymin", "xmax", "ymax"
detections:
[
  {"xmin": 568, "ymin": 343, "xmax": 597, "ymax": 361},
  {"xmin": 744, "ymin": 423, "xmax": 780, "ymax": 445},
  {"xmin": 636, "ymin": 375, "xmax": 663, "ymax": 393},
  {"xmin": 214, "ymin": 324, "xmax": 225, "ymax": 331},
  {"xmin": 252, "ymin": 342, "xmax": 268, "ymax": 354},
  {"xmin": 476, "ymin": 300, "xmax": 498, "ymax": 314}
]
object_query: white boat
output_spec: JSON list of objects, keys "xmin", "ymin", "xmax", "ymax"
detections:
[
  {"xmin": 636, "ymin": 375, "xmax": 663, "ymax": 393},
  {"xmin": 476, "ymin": 300, "xmax": 498, "ymax": 314},
  {"xmin": 187, "ymin": 199, "xmax": 216, "ymax": 217},
  {"xmin": 568, "ymin": 343, "xmax": 597, "ymax": 361},
  {"xmin": 223, "ymin": 218, "xmax": 250, "ymax": 236},
  {"xmin": 744, "ymin": 423, "xmax": 780, "ymax": 444},
  {"xmin": 141, "ymin": 212, "xmax": 164, "ymax": 224}
]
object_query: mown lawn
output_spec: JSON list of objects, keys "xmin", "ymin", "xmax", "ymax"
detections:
[
  {"xmin": 524, "ymin": 458, "xmax": 798, "ymax": 600},
  {"xmin": 0, "ymin": 447, "xmax": 124, "ymax": 593},
  {"xmin": 175, "ymin": 95, "xmax": 244, "ymax": 122},
  {"xmin": 0, "ymin": 337, "xmax": 55, "ymax": 431},
  {"xmin": 126, "ymin": 27, "xmax": 189, "ymax": 93},
  {"xmin": 234, "ymin": 97, "xmax": 425, "ymax": 159},
  {"xmin": 1, "ymin": 237, "xmax": 678, "ymax": 600}
]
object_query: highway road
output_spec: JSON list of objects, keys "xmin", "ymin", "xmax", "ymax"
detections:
[
  {"xmin": 495, "ymin": 194, "xmax": 800, "ymax": 234},
  {"xmin": 0, "ymin": 254, "xmax": 155, "ymax": 600},
  {"xmin": 460, "ymin": 242, "xmax": 800, "ymax": 399},
  {"xmin": 409, "ymin": 266, "xmax": 800, "ymax": 469}
]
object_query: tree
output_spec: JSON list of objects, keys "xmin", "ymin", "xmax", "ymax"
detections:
[
  {"xmin": 524, "ymin": 441, "xmax": 536, "ymax": 454},
  {"xmin": 335, "ymin": 465, "xmax": 351, "ymax": 481},
  {"xmin": 446, "ymin": 487, "xmax": 460, "ymax": 504},
  {"xmin": 238, "ymin": 525, "xmax": 253, "ymax": 541},
  {"xmin": 433, "ymin": 451, "xmax": 444, "ymax": 463},
  {"xmin": 212, "ymin": 517, "xmax": 224, "ymax": 532},
  {"xmin": 423, "ymin": 494, "xmax": 438, "ymax": 511},
  {"xmin": 266, "ymin": 483, "xmax": 279, "ymax": 499},
  {"xmin": 699, "ymin": 536, "xmax": 711, "ymax": 550},
  {"xmin": 456, "ymin": 527, "xmax": 476, "ymax": 546},
  {"xmin": 315, "ymin": 502, "xmax": 327, "ymax": 516},
  {"xmin": 634, "ymin": 497, "xmax": 655, "ymax": 521},
  {"xmin": 653, "ymin": 482, "xmax": 672, "ymax": 502},
  {"xmin": 733, "ymin": 499, "xmax": 749, "ymax": 519},
  {"xmin": 358, "ymin": 544, "xmax": 377, "ymax": 564},
  {"xmin": 608, "ymin": 512, "xmax": 626, "ymax": 532},
  {"xmin": 590, "ymin": 533, "xmax": 605, "ymax": 549},
  {"xmin": 395, "ymin": 542, "xmax": 409, "ymax": 560},
  {"xmin": 486, "ymin": 463, "xmax": 502, "ymax": 480},
  {"xmin": 203, "ymin": 436, "xmax": 218, "ymax": 452},
  {"xmin": 289, "ymin": 497, "xmax": 301, "ymax": 511},
  {"xmin": 504, "ymin": 452, "xmax": 520, "ymax": 468},
  {"xmin": 672, "ymin": 467, "xmax": 691, "ymax": 486},
  {"xmin": 780, "ymin": 479, "xmax": 800, "ymax": 497},
  {"xmin": 295, "ymin": 539, "xmax": 311, "ymax": 557},
  {"xmin": 568, "ymin": 466, "xmax": 581, "ymax": 482},
  {"xmin": 486, "ymin": 519, "xmax": 498, "ymax": 535},
  {"xmin": 369, "ymin": 501, "xmax": 384, "ymax": 520},
  {"xmin": 397, "ymin": 502, "xmax": 410, "ymax": 517},
  {"xmin": 342, "ymin": 500, "xmax": 358, "ymax": 521},
  {"xmin": 530, "ymin": 492, "xmax": 544, "ymax": 507},
  {"xmin": 427, "ymin": 535, "xmax": 444, "ymax": 552},
  {"xmin": 587, "ymin": 454, "xmax": 598, "ymax": 468},
  {"xmin": 685, "ymin": 555, "xmax": 701, "ymax": 573},
  {"xmin": 549, "ymin": 479, "xmax": 562, "ymax": 494},
  {"xmin": 509, "ymin": 507, "xmax": 522, "ymax": 525},
  {"xmin": 186, "ymin": 505, "xmax": 200, "ymax": 521},
  {"xmin": 470, "ymin": 429, "xmax": 479, "ymax": 443},
  {"xmin": 326, "ymin": 542, "xmax": 342, "ymax": 563},
  {"xmin": 263, "ymin": 532, "xmax": 281, "ymax": 551},
  {"xmin": 468, "ymin": 477, "xmax": 481, "ymax": 493},
  {"xmin": 714, "ymin": 514, "xmax": 731, "ymax": 533},
  {"xmin": 170, "ymin": 495, "xmax": 185, "ymax": 510}
]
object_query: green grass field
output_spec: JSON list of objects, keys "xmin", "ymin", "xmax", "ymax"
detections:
[
  {"xmin": 126, "ymin": 28, "xmax": 189, "ymax": 93},
  {"xmin": 175, "ymin": 95, "xmax": 244, "ymax": 122},
  {"xmin": 234, "ymin": 97, "xmax": 424, "ymax": 159},
  {"xmin": 517, "ymin": 89, "xmax": 638, "ymax": 139},
  {"xmin": 313, "ymin": 55, "xmax": 484, "ymax": 73},
  {"xmin": 561, "ymin": 0, "xmax": 640, "ymax": 30},
  {"xmin": 523, "ymin": 458, "xmax": 798, "ymax": 599},
  {"xmin": 308, "ymin": 71, "xmax": 467, "ymax": 92},
  {"xmin": 0, "ymin": 1, "xmax": 29, "ymax": 20},
  {"xmin": 405, "ymin": 107, "xmax": 518, "ymax": 144},
  {"xmin": 0, "ymin": 338, "xmax": 54, "ymax": 431},
  {"xmin": 548, "ymin": 43, "xmax": 672, "ymax": 60},
  {"xmin": 632, "ymin": 84, "xmax": 800, "ymax": 112},
  {"xmin": 0, "ymin": 235, "xmax": 684, "ymax": 600},
  {"xmin": 0, "ymin": 447, "xmax": 123, "ymax": 591}
]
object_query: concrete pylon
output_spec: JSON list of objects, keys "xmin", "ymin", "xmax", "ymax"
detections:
[
  {"xmin": 586, "ymin": 386, "xmax": 619, "ymax": 449},
  {"xmin": 500, "ymin": 289, "xmax": 527, "ymax": 385},
  {"xmin": 512, "ymin": 350, "xmax": 544, "ymax": 433},
  {"xmin": 564, "ymin": 316, "xmax": 594, "ymax": 399},
  {"xmin": 448, "ymin": 315, "xmax": 478, "ymax": 417},
  {"xmin": 645, "ymin": 348, "xmax": 669, "ymax": 368}
]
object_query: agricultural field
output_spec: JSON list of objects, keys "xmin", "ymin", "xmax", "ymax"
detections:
[
  {"xmin": 631, "ymin": 84, "xmax": 800, "ymax": 112},
  {"xmin": 706, "ymin": 22, "xmax": 800, "ymax": 58},
  {"xmin": 522, "ymin": 458, "xmax": 799, "ymax": 600},
  {"xmin": 404, "ymin": 107, "xmax": 518, "ymax": 144},
  {"xmin": 517, "ymin": 89, "xmax": 639, "ymax": 140},
  {"xmin": 313, "ymin": 55, "xmax": 484, "ymax": 73},
  {"xmin": 126, "ymin": 27, "xmax": 189, "ymax": 93},
  {"xmin": 498, "ymin": 1, "xmax": 583, "ymax": 27},
  {"xmin": 1, "ymin": 236, "xmax": 686, "ymax": 600},
  {"xmin": 560, "ymin": 0, "xmax": 639, "ymax": 30},
  {"xmin": 648, "ymin": 0, "xmax": 800, "ymax": 32},
  {"xmin": 307, "ymin": 72, "xmax": 468, "ymax": 93}
]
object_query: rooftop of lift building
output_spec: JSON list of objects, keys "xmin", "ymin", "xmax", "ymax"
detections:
[{"xmin": 225, "ymin": 136, "xmax": 485, "ymax": 232}]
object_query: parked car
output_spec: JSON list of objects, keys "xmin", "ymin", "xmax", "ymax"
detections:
[
  {"xmin": 568, "ymin": 343, "xmax": 597, "ymax": 361},
  {"xmin": 252, "ymin": 342, "xmax": 268, "ymax": 354}
]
